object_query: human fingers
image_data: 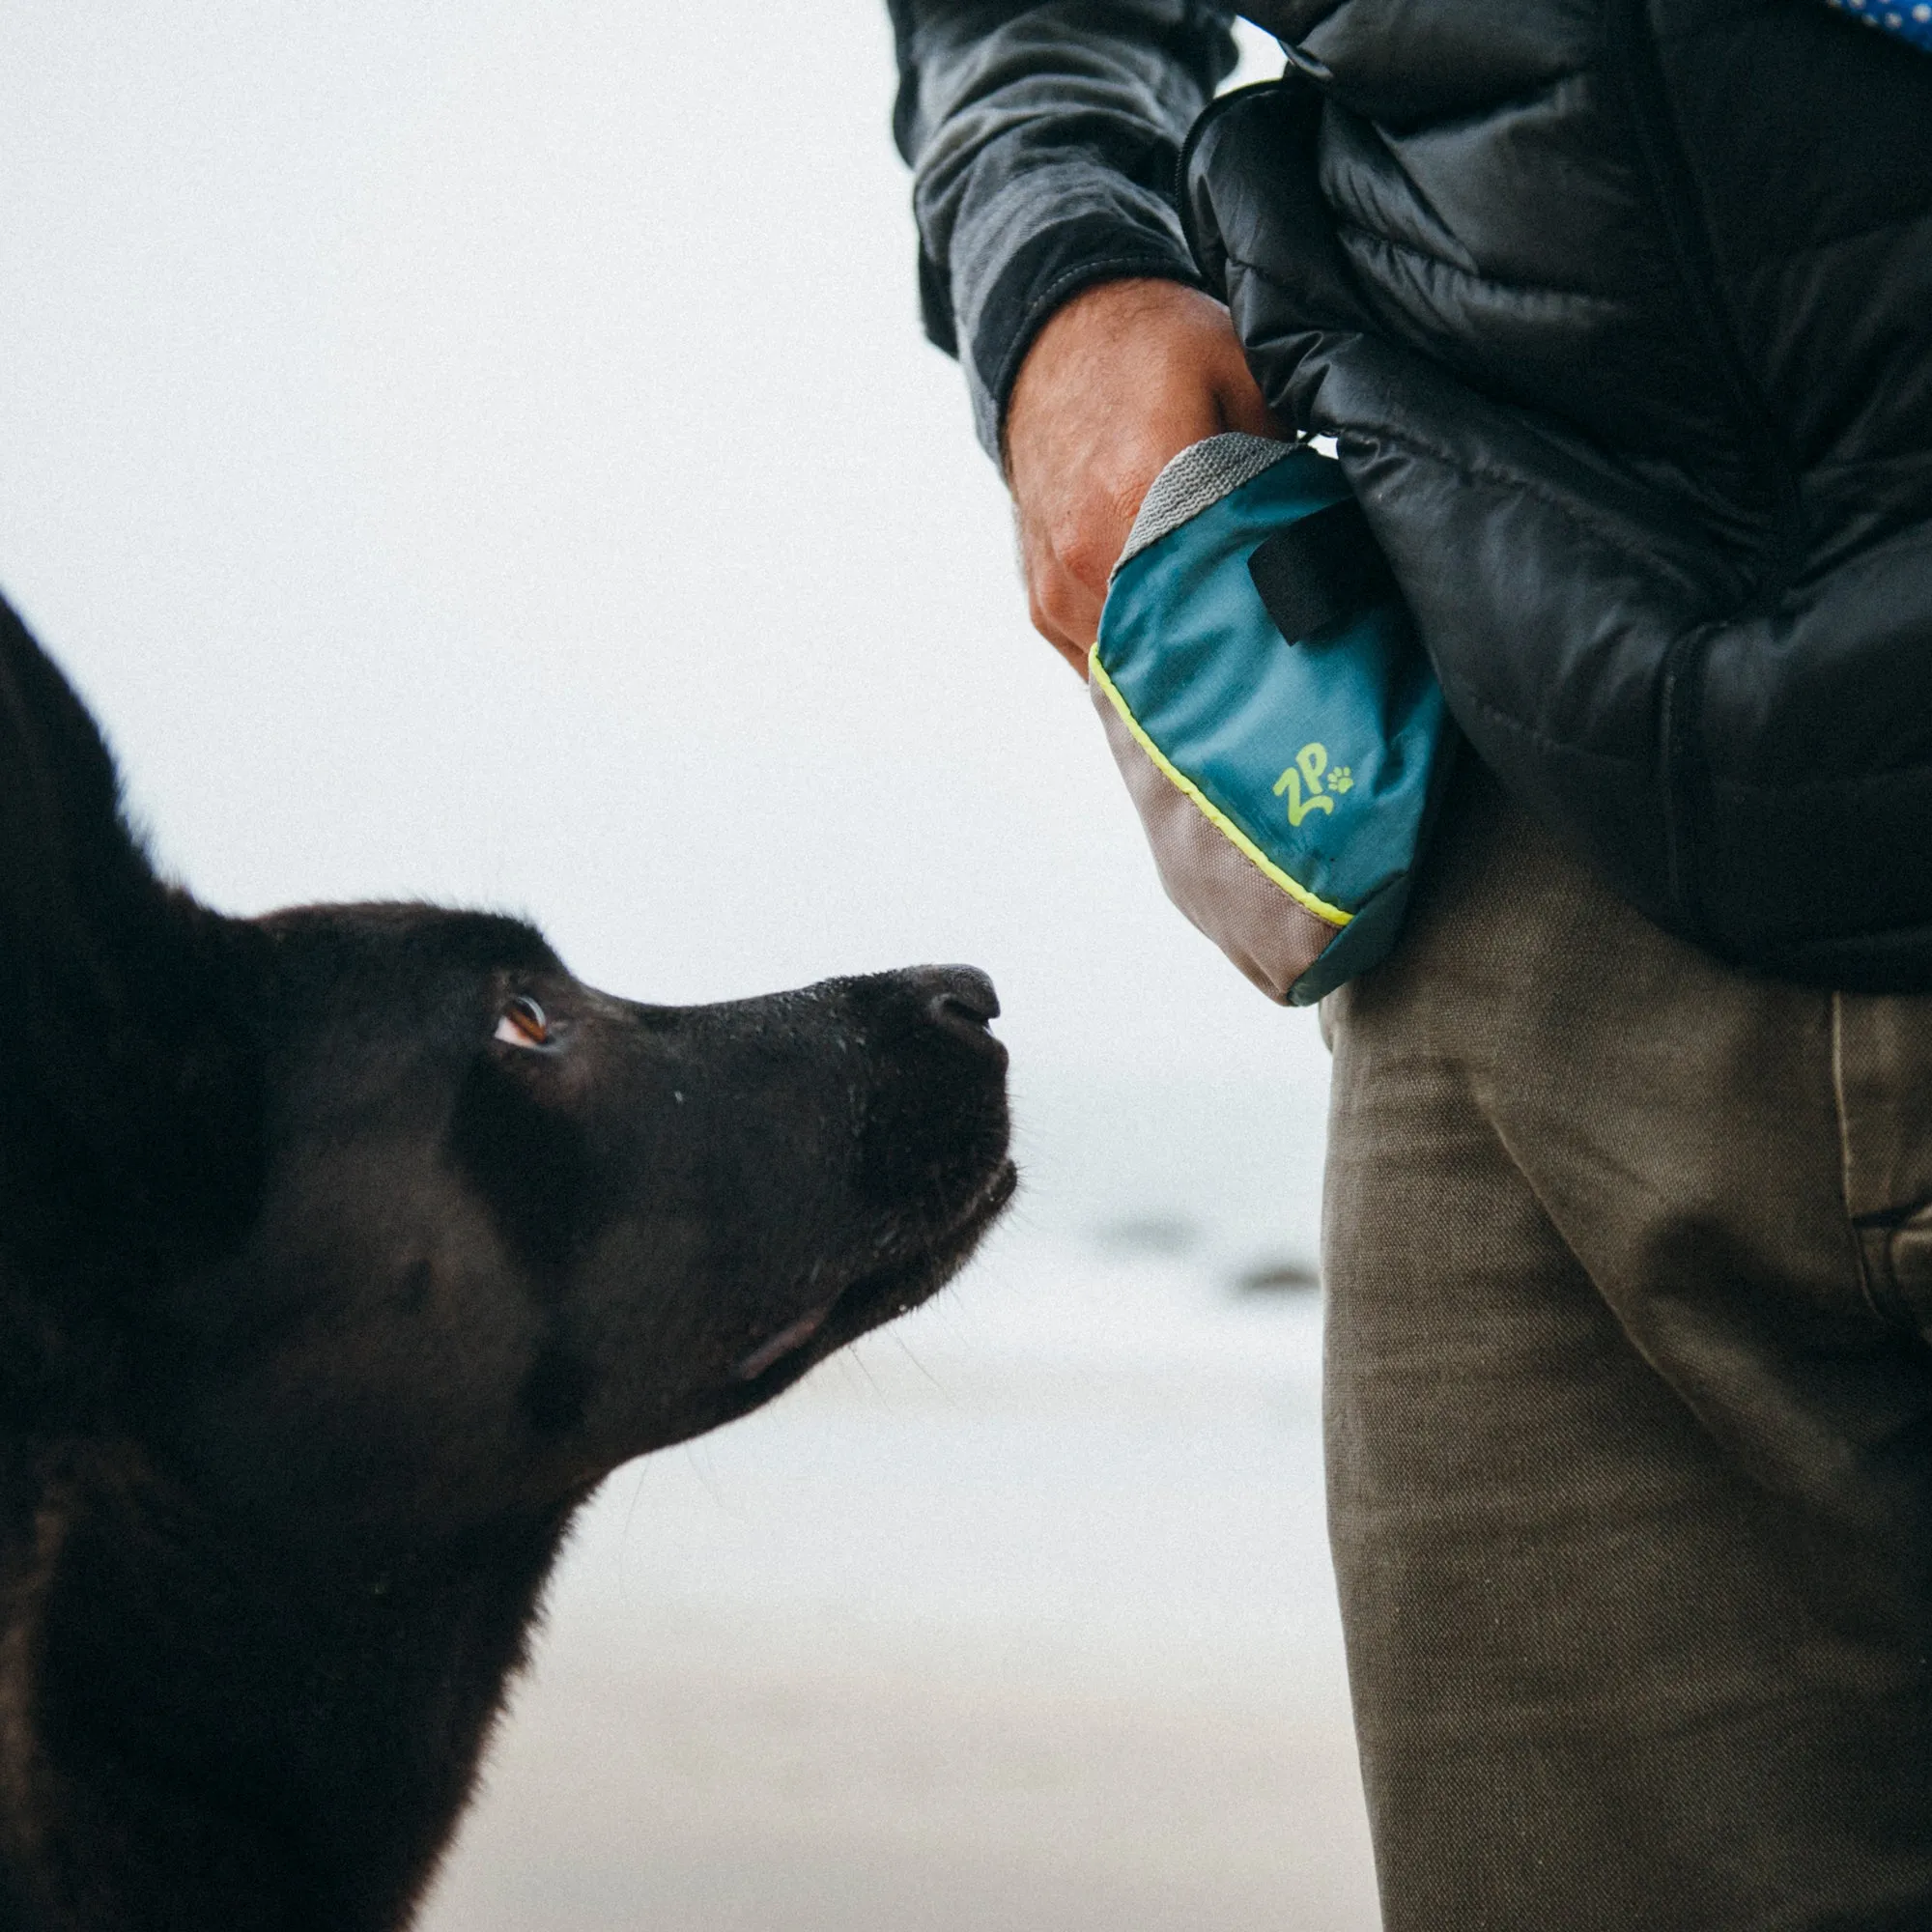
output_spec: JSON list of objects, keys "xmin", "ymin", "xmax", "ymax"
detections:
[{"xmin": 1005, "ymin": 279, "xmax": 1280, "ymax": 665}]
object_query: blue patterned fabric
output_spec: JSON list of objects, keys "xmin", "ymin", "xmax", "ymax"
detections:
[{"xmin": 1825, "ymin": 0, "xmax": 1932, "ymax": 50}]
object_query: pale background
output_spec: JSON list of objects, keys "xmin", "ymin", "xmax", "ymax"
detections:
[{"xmin": 0, "ymin": 6, "xmax": 1377, "ymax": 1925}]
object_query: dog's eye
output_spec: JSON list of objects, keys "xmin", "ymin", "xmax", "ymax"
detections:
[{"xmin": 494, "ymin": 996, "xmax": 551, "ymax": 1049}]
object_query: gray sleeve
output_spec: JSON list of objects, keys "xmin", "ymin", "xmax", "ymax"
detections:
[{"xmin": 887, "ymin": 2, "xmax": 1241, "ymax": 457}]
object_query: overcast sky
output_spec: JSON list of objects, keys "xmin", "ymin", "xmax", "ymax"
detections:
[{"xmin": 0, "ymin": 3, "xmax": 1324, "ymax": 1251}]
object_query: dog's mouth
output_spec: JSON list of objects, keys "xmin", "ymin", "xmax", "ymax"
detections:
[
  {"xmin": 724, "ymin": 1157, "xmax": 1018, "ymax": 1401},
  {"xmin": 732, "ymin": 1306, "xmax": 839, "ymax": 1382}
]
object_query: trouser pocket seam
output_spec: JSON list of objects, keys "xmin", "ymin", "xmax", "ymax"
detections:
[{"xmin": 1853, "ymin": 1200, "xmax": 1932, "ymax": 1337}]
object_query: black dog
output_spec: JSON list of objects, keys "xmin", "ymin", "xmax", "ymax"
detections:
[{"xmin": 0, "ymin": 592, "xmax": 1013, "ymax": 1930}]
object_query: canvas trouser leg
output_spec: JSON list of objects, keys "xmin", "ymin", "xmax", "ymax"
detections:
[{"xmin": 1321, "ymin": 764, "xmax": 1932, "ymax": 1932}]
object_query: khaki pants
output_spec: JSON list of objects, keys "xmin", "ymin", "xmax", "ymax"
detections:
[{"xmin": 1323, "ymin": 765, "xmax": 1932, "ymax": 1931}]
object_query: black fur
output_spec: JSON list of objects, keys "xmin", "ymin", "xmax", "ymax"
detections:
[{"xmin": 0, "ymin": 591, "xmax": 1013, "ymax": 1930}]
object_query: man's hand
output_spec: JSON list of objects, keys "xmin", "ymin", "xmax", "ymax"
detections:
[{"xmin": 1004, "ymin": 277, "xmax": 1283, "ymax": 673}]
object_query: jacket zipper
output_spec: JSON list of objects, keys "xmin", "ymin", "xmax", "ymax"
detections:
[
  {"xmin": 1605, "ymin": 0, "xmax": 1805, "ymax": 945},
  {"xmin": 1175, "ymin": 78, "xmax": 1296, "ymax": 291}
]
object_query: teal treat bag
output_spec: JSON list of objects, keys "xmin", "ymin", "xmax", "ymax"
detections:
[{"xmin": 1090, "ymin": 434, "xmax": 1455, "ymax": 1006}]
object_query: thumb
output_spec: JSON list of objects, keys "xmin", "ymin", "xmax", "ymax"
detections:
[{"xmin": 1210, "ymin": 348, "xmax": 1287, "ymax": 442}]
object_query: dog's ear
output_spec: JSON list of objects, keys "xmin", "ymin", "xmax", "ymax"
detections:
[{"xmin": 0, "ymin": 589, "xmax": 262, "ymax": 1269}]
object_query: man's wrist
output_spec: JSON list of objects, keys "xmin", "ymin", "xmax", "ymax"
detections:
[
  {"xmin": 990, "ymin": 252, "xmax": 1208, "ymax": 472},
  {"xmin": 960, "ymin": 213, "xmax": 1206, "ymax": 462},
  {"xmin": 1003, "ymin": 277, "xmax": 1277, "ymax": 668}
]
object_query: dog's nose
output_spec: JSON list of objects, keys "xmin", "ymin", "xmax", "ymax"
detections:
[{"xmin": 904, "ymin": 964, "xmax": 1002, "ymax": 1049}]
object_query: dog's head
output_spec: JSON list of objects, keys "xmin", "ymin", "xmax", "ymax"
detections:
[{"xmin": 0, "ymin": 593, "xmax": 1013, "ymax": 1547}]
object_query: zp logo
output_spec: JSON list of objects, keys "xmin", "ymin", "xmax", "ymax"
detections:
[{"xmin": 1274, "ymin": 743, "xmax": 1353, "ymax": 827}]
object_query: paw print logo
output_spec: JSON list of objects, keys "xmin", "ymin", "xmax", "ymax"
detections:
[{"xmin": 1326, "ymin": 766, "xmax": 1353, "ymax": 795}]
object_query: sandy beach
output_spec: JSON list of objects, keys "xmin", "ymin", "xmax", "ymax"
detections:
[{"xmin": 418, "ymin": 1223, "xmax": 1379, "ymax": 1931}]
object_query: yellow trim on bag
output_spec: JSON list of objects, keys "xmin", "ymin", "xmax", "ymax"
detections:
[{"xmin": 1089, "ymin": 649, "xmax": 1351, "ymax": 929}]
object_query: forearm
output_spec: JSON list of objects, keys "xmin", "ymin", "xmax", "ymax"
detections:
[{"xmin": 888, "ymin": 0, "xmax": 1238, "ymax": 455}]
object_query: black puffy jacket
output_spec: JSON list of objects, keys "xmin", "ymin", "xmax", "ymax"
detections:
[{"xmin": 1186, "ymin": 0, "xmax": 1932, "ymax": 989}]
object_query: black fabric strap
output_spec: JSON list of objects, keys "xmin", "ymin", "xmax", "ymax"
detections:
[{"xmin": 1246, "ymin": 497, "xmax": 1398, "ymax": 643}]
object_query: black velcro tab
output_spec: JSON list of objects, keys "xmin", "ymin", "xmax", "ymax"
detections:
[{"xmin": 1246, "ymin": 497, "xmax": 1398, "ymax": 643}]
